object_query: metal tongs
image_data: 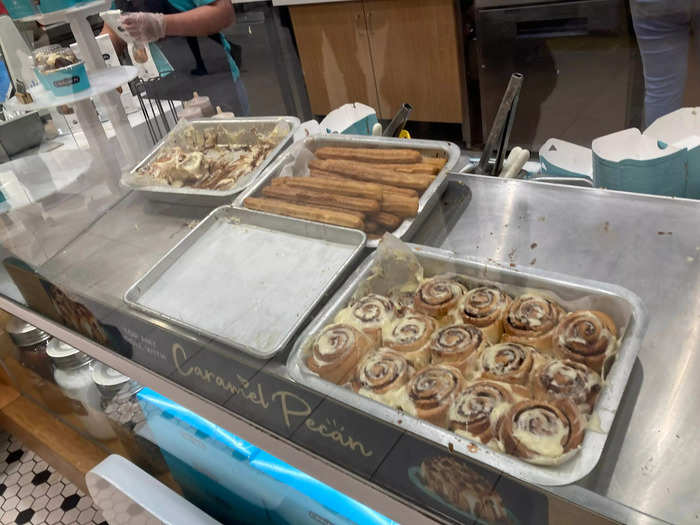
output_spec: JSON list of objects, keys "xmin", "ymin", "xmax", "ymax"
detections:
[
  {"xmin": 476, "ymin": 73, "xmax": 523, "ymax": 176},
  {"xmin": 383, "ymin": 103, "xmax": 413, "ymax": 138}
]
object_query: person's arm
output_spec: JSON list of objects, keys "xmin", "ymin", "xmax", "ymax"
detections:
[
  {"xmin": 121, "ymin": 0, "xmax": 234, "ymax": 42},
  {"xmin": 165, "ymin": 0, "xmax": 234, "ymax": 36}
]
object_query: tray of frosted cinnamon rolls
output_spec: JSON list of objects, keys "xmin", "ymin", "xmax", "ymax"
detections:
[
  {"xmin": 288, "ymin": 240, "xmax": 647, "ymax": 486},
  {"xmin": 234, "ymin": 135, "xmax": 460, "ymax": 247}
]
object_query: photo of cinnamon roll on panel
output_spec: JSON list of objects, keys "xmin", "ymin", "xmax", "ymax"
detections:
[
  {"xmin": 334, "ymin": 293, "xmax": 396, "ymax": 345},
  {"xmin": 403, "ymin": 365, "xmax": 463, "ymax": 428},
  {"xmin": 503, "ymin": 294, "xmax": 565, "ymax": 354},
  {"xmin": 552, "ymin": 310, "xmax": 618, "ymax": 374},
  {"xmin": 306, "ymin": 323, "xmax": 373, "ymax": 385},
  {"xmin": 419, "ymin": 456, "xmax": 511, "ymax": 524},
  {"xmin": 429, "ymin": 324, "xmax": 486, "ymax": 377},
  {"xmin": 351, "ymin": 348, "xmax": 414, "ymax": 407},
  {"xmin": 382, "ymin": 313, "xmax": 438, "ymax": 370},
  {"xmin": 455, "ymin": 286, "xmax": 512, "ymax": 344},
  {"xmin": 413, "ymin": 276, "xmax": 467, "ymax": 319},
  {"xmin": 500, "ymin": 398, "xmax": 584, "ymax": 465}
]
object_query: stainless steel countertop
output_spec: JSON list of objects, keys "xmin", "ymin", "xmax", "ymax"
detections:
[
  {"xmin": 414, "ymin": 174, "xmax": 700, "ymax": 525},
  {"xmin": 3, "ymin": 168, "xmax": 698, "ymax": 523}
]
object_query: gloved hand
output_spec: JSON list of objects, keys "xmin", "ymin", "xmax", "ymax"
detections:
[{"xmin": 120, "ymin": 12, "xmax": 166, "ymax": 43}]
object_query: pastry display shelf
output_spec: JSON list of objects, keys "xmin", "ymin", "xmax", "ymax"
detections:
[
  {"xmin": 12, "ymin": 0, "xmax": 143, "ymax": 169},
  {"xmin": 4, "ymin": 66, "xmax": 138, "ymax": 112},
  {"xmin": 16, "ymin": 0, "xmax": 111, "ymax": 25},
  {"xmin": 0, "ymin": 170, "xmax": 689, "ymax": 524}
]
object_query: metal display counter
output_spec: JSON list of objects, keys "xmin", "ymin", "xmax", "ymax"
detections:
[{"xmin": 0, "ymin": 168, "xmax": 697, "ymax": 524}]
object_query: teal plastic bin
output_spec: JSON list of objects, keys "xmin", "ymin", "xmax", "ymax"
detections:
[{"xmin": 36, "ymin": 62, "xmax": 89, "ymax": 96}]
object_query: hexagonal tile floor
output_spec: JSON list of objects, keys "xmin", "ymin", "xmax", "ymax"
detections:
[{"xmin": 0, "ymin": 431, "xmax": 107, "ymax": 525}]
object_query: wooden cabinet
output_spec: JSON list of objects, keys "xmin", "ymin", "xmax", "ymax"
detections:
[
  {"xmin": 290, "ymin": 0, "xmax": 465, "ymax": 124},
  {"xmin": 289, "ymin": 2, "xmax": 380, "ymax": 117}
]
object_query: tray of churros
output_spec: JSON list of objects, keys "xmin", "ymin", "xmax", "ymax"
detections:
[
  {"xmin": 234, "ymin": 135, "xmax": 460, "ymax": 247},
  {"xmin": 287, "ymin": 238, "xmax": 648, "ymax": 486}
]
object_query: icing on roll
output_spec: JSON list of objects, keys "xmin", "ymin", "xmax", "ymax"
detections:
[
  {"xmin": 429, "ymin": 324, "xmax": 486, "ymax": 375},
  {"xmin": 413, "ymin": 276, "xmax": 466, "ymax": 318},
  {"xmin": 419, "ymin": 456, "xmax": 509, "ymax": 522},
  {"xmin": 389, "ymin": 290, "xmax": 416, "ymax": 317},
  {"xmin": 552, "ymin": 310, "xmax": 618, "ymax": 374},
  {"xmin": 500, "ymin": 399, "xmax": 584, "ymax": 464},
  {"xmin": 532, "ymin": 359, "xmax": 602, "ymax": 415},
  {"xmin": 352, "ymin": 348, "xmax": 413, "ymax": 407},
  {"xmin": 307, "ymin": 324, "xmax": 373, "ymax": 385},
  {"xmin": 334, "ymin": 293, "xmax": 395, "ymax": 344},
  {"xmin": 383, "ymin": 313, "xmax": 437, "ymax": 369},
  {"xmin": 405, "ymin": 365, "xmax": 463, "ymax": 428},
  {"xmin": 456, "ymin": 286, "xmax": 512, "ymax": 344},
  {"xmin": 478, "ymin": 342, "xmax": 535, "ymax": 386},
  {"xmin": 503, "ymin": 294, "xmax": 564, "ymax": 354},
  {"xmin": 449, "ymin": 380, "xmax": 514, "ymax": 444}
]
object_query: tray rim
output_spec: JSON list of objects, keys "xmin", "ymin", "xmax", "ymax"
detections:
[
  {"xmin": 233, "ymin": 134, "xmax": 461, "ymax": 248},
  {"xmin": 123, "ymin": 205, "xmax": 367, "ymax": 359},
  {"xmin": 121, "ymin": 116, "xmax": 301, "ymax": 200},
  {"xmin": 286, "ymin": 243, "xmax": 649, "ymax": 486}
]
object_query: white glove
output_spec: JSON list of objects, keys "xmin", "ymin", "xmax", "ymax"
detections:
[{"xmin": 120, "ymin": 12, "xmax": 166, "ymax": 43}]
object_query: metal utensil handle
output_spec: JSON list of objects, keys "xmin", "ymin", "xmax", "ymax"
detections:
[
  {"xmin": 477, "ymin": 73, "xmax": 523, "ymax": 175},
  {"xmin": 383, "ymin": 103, "xmax": 413, "ymax": 137}
]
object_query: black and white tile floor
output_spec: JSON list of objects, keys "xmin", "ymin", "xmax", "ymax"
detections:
[{"xmin": 0, "ymin": 431, "xmax": 107, "ymax": 525}]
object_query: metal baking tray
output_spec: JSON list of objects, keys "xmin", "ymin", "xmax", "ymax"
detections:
[
  {"xmin": 124, "ymin": 206, "xmax": 365, "ymax": 359},
  {"xmin": 287, "ymin": 244, "xmax": 648, "ymax": 486},
  {"xmin": 122, "ymin": 116, "xmax": 300, "ymax": 206},
  {"xmin": 234, "ymin": 134, "xmax": 460, "ymax": 248}
]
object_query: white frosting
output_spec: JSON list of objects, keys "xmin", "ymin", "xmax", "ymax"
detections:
[
  {"xmin": 586, "ymin": 411, "xmax": 604, "ymax": 433},
  {"xmin": 512, "ymin": 408, "xmax": 568, "ymax": 457},
  {"xmin": 358, "ymin": 385, "xmax": 409, "ymax": 409}
]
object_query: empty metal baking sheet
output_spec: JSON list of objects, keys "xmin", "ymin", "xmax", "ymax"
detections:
[{"xmin": 125, "ymin": 206, "xmax": 365, "ymax": 358}]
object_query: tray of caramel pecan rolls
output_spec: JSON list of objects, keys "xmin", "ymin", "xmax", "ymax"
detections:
[{"xmin": 287, "ymin": 239, "xmax": 647, "ymax": 486}]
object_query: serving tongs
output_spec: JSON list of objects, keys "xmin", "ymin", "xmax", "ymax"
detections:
[
  {"xmin": 475, "ymin": 73, "xmax": 523, "ymax": 176},
  {"xmin": 383, "ymin": 103, "xmax": 413, "ymax": 138}
]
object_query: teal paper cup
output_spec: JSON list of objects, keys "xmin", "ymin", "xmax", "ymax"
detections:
[
  {"xmin": 39, "ymin": 0, "xmax": 76, "ymax": 13},
  {"xmin": 4, "ymin": 0, "xmax": 36, "ymax": 18},
  {"xmin": 37, "ymin": 62, "xmax": 90, "ymax": 96}
]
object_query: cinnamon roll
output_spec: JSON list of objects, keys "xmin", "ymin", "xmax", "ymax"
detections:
[
  {"xmin": 404, "ymin": 365, "xmax": 463, "ymax": 427},
  {"xmin": 449, "ymin": 380, "xmax": 515, "ymax": 445},
  {"xmin": 499, "ymin": 399, "xmax": 584, "ymax": 464},
  {"xmin": 334, "ymin": 293, "xmax": 396, "ymax": 344},
  {"xmin": 383, "ymin": 314, "xmax": 438, "ymax": 369},
  {"xmin": 532, "ymin": 359, "xmax": 602, "ymax": 415},
  {"xmin": 552, "ymin": 310, "xmax": 618, "ymax": 374},
  {"xmin": 429, "ymin": 324, "xmax": 486, "ymax": 376},
  {"xmin": 306, "ymin": 324, "xmax": 373, "ymax": 385},
  {"xmin": 413, "ymin": 276, "xmax": 466, "ymax": 318},
  {"xmin": 477, "ymin": 342, "xmax": 536, "ymax": 387},
  {"xmin": 503, "ymin": 294, "xmax": 564, "ymax": 354},
  {"xmin": 351, "ymin": 348, "xmax": 414, "ymax": 406},
  {"xmin": 455, "ymin": 286, "xmax": 512, "ymax": 344},
  {"xmin": 420, "ymin": 456, "xmax": 509, "ymax": 523},
  {"xmin": 389, "ymin": 290, "xmax": 417, "ymax": 317}
]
